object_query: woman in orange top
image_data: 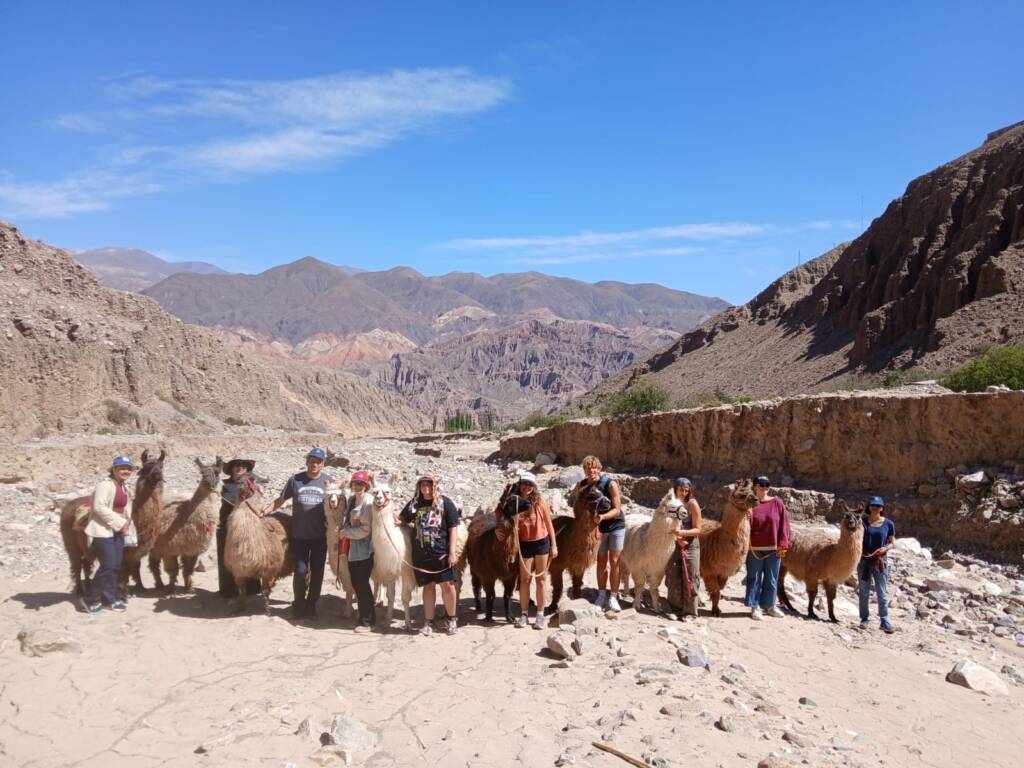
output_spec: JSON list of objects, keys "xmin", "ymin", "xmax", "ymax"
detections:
[{"xmin": 500, "ymin": 471, "xmax": 558, "ymax": 629}]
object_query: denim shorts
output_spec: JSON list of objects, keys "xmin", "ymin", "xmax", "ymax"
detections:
[{"xmin": 597, "ymin": 527, "xmax": 625, "ymax": 554}]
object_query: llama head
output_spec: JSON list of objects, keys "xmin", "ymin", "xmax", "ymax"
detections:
[
  {"xmin": 137, "ymin": 449, "xmax": 166, "ymax": 486},
  {"xmin": 575, "ymin": 484, "xmax": 611, "ymax": 525},
  {"xmin": 840, "ymin": 508, "xmax": 863, "ymax": 534},
  {"xmin": 372, "ymin": 484, "xmax": 392, "ymax": 510},
  {"xmin": 194, "ymin": 457, "xmax": 224, "ymax": 493},
  {"xmin": 658, "ymin": 493, "xmax": 686, "ymax": 524},
  {"xmin": 729, "ymin": 478, "xmax": 758, "ymax": 511}
]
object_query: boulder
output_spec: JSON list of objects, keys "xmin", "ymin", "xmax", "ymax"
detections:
[
  {"xmin": 546, "ymin": 631, "xmax": 578, "ymax": 659},
  {"xmin": 320, "ymin": 714, "xmax": 378, "ymax": 762},
  {"xmin": 676, "ymin": 646, "xmax": 709, "ymax": 669},
  {"xmin": 945, "ymin": 659, "xmax": 1009, "ymax": 696},
  {"xmin": 550, "ymin": 466, "xmax": 585, "ymax": 489},
  {"xmin": 557, "ymin": 598, "xmax": 601, "ymax": 625},
  {"xmin": 533, "ymin": 452, "xmax": 558, "ymax": 468},
  {"xmin": 957, "ymin": 471, "xmax": 989, "ymax": 492}
]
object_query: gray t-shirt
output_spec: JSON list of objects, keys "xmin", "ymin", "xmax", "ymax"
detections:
[{"xmin": 280, "ymin": 472, "xmax": 333, "ymax": 539}]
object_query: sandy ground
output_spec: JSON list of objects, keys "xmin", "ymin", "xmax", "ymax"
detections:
[{"xmin": 1, "ymin": 436, "xmax": 1022, "ymax": 768}]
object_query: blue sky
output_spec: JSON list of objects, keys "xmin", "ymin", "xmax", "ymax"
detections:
[{"xmin": 1, "ymin": 2, "xmax": 1020, "ymax": 305}]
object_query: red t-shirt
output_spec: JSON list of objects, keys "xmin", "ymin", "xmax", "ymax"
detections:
[{"xmin": 113, "ymin": 482, "xmax": 128, "ymax": 513}]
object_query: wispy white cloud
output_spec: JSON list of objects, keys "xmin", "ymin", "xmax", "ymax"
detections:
[
  {"xmin": 2, "ymin": 68, "xmax": 511, "ymax": 218},
  {"xmin": 442, "ymin": 223, "xmax": 766, "ymax": 251}
]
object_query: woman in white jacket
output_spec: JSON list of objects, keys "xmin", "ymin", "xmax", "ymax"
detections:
[{"xmin": 84, "ymin": 455, "xmax": 134, "ymax": 613}]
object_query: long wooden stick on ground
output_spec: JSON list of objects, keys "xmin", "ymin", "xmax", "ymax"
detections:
[{"xmin": 592, "ymin": 741, "xmax": 650, "ymax": 768}]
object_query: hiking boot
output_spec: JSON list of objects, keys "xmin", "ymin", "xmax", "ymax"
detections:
[
  {"xmin": 419, "ymin": 623, "xmax": 433, "ymax": 637},
  {"xmin": 446, "ymin": 618, "xmax": 458, "ymax": 636},
  {"xmin": 594, "ymin": 591, "xmax": 608, "ymax": 609},
  {"xmin": 607, "ymin": 593, "xmax": 622, "ymax": 612},
  {"xmin": 766, "ymin": 606, "xmax": 785, "ymax": 618},
  {"xmin": 111, "ymin": 600, "xmax": 128, "ymax": 612},
  {"xmin": 881, "ymin": 621, "xmax": 896, "ymax": 634},
  {"xmin": 515, "ymin": 613, "xmax": 529, "ymax": 628},
  {"xmin": 534, "ymin": 613, "xmax": 547, "ymax": 630},
  {"xmin": 750, "ymin": 607, "xmax": 763, "ymax": 621}
]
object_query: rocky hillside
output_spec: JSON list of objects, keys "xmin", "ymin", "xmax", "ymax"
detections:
[
  {"xmin": 139, "ymin": 258, "xmax": 723, "ymax": 419},
  {"xmin": 575, "ymin": 122, "xmax": 1024, "ymax": 411},
  {"xmin": 76, "ymin": 247, "xmax": 226, "ymax": 292},
  {"xmin": 0, "ymin": 223, "xmax": 426, "ymax": 441}
]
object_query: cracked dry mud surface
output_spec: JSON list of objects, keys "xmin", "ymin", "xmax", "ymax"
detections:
[{"xmin": 1, "ymin": 435, "xmax": 1022, "ymax": 768}]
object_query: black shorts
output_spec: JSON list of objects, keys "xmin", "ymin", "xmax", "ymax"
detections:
[
  {"xmin": 413, "ymin": 557, "xmax": 457, "ymax": 586},
  {"xmin": 520, "ymin": 536, "xmax": 551, "ymax": 558}
]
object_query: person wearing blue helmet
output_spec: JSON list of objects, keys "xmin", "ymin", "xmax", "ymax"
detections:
[
  {"xmin": 83, "ymin": 455, "xmax": 135, "ymax": 613},
  {"xmin": 858, "ymin": 496, "xmax": 896, "ymax": 633},
  {"xmin": 269, "ymin": 447, "xmax": 333, "ymax": 620}
]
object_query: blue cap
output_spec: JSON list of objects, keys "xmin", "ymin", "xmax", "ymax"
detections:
[
  {"xmin": 111, "ymin": 455, "xmax": 134, "ymax": 468},
  {"xmin": 673, "ymin": 477, "xmax": 691, "ymax": 488},
  {"xmin": 869, "ymin": 496, "xmax": 885, "ymax": 507},
  {"xmin": 754, "ymin": 475, "xmax": 770, "ymax": 486},
  {"xmin": 307, "ymin": 447, "xmax": 327, "ymax": 461}
]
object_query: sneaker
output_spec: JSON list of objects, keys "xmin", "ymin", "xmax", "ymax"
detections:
[
  {"xmin": 534, "ymin": 614, "xmax": 547, "ymax": 630},
  {"xmin": 766, "ymin": 606, "xmax": 785, "ymax": 618},
  {"xmin": 515, "ymin": 613, "xmax": 529, "ymax": 628},
  {"xmin": 446, "ymin": 618, "xmax": 458, "ymax": 636},
  {"xmin": 419, "ymin": 623, "xmax": 433, "ymax": 637},
  {"xmin": 594, "ymin": 591, "xmax": 608, "ymax": 609},
  {"xmin": 85, "ymin": 602, "xmax": 102, "ymax": 614},
  {"xmin": 750, "ymin": 607, "xmax": 763, "ymax": 621},
  {"xmin": 353, "ymin": 624, "xmax": 371, "ymax": 634},
  {"xmin": 607, "ymin": 593, "xmax": 622, "ymax": 612},
  {"xmin": 111, "ymin": 600, "xmax": 127, "ymax": 612},
  {"xmin": 881, "ymin": 621, "xmax": 895, "ymax": 634},
  {"xmin": 857, "ymin": 621, "xmax": 870, "ymax": 630}
]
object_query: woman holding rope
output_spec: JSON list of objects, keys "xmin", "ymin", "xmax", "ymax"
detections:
[
  {"xmin": 858, "ymin": 496, "xmax": 896, "ymax": 634},
  {"xmin": 497, "ymin": 471, "xmax": 558, "ymax": 629},
  {"xmin": 400, "ymin": 476, "xmax": 461, "ymax": 636},
  {"xmin": 745, "ymin": 475, "xmax": 791, "ymax": 620},
  {"xmin": 669, "ymin": 477, "xmax": 702, "ymax": 620}
]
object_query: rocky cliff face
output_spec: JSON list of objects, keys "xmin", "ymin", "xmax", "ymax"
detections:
[
  {"xmin": 500, "ymin": 388, "xmax": 1024, "ymax": 560},
  {"xmin": 0, "ymin": 223, "xmax": 426, "ymax": 440},
  {"xmin": 577, "ymin": 123, "xmax": 1024, "ymax": 411}
]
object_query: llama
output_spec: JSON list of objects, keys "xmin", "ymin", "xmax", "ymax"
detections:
[
  {"xmin": 546, "ymin": 484, "xmax": 606, "ymax": 614},
  {"xmin": 147, "ymin": 457, "xmax": 224, "ymax": 594},
  {"xmin": 326, "ymin": 479, "xmax": 359, "ymax": 617},
  {"xmin": 778, "ymin": 507, "xmax": 863, "ymax": 621},
  {"xmin": 108, "ymin": 449, "xmax": 166, "ymax": 597},
  {"xmin": 617, "ymin": 491, "xmax": 686, "ymax": 614},
  {"xmin": 59, "ymin": 496, "xmax": 95, "ymax": 597},
  {"xmin": 367, "ymin": 484, "xmax": 416, "ymax": 629},
  {"xmin": 464, "ymin": 496, "xmax": 520, "ymax": 623},
  {"xmin": 223, "ymin": 486, "xmax": 294, "ymax": 615},
  {"xmin": 698, "ymin": 479, "xmax": 759, "ymax": 616}
]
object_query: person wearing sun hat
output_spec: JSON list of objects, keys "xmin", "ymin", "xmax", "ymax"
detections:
[
  {"xmin": 83, "ymin": 455, "xmax": 135, "ymax": 614},
  {"xmin": 858, "ymin": 495, "xmax": 897, "ymax": 633},
  {"xmin": 269, "ymin": 447, "xmax": 333, "ymax": 620},
  {"xmin": 216, "ymin": 458, "xmax": 261, "ymax": 598}
]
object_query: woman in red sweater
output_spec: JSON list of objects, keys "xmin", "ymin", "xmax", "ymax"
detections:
[{"xmin": 745, "ymin": 475, "xmax": 792, "ymax": 620}]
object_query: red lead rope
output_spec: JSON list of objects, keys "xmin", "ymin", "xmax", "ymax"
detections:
[
  {"xmin": 679, "ymin": 541, "xmax": 693, "ymax": 598},
  {"xmin": 862, "ymin": 547, "xmax": 886, "ymax": 572}
]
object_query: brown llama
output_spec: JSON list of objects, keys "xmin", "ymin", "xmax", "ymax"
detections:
[
  {"xmin": 778, "ymin": 506, "xmax": 863, "ymax": 621},
  {"xmin": 698, "ymin": 478, "xmax": 758, "ymax": 616},
  {"xmin": 58, "ymin": 496, "xmax": 94, "ymax": 597},
  {"xmin": 546, "ymin": 484, "xmax": 606, "ymax": 614},
  {"xmin": 147, "ymin": 457, "xmax": 224, "ymax": 594},
  {"xmin": 223, "ymin": 485, "xmax": 294, "ymax": 614},
  {"xmin": 463, "ymin": 494, "xmax": 520, "ymax": 624},
  {"xmin": 118, "ymin": 449, "xmax": 167, "ymax": 596}
]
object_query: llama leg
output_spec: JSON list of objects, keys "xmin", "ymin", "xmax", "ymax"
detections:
[
  {"xmin": 182, "ymin": 556, "xmax": 197, "ymax": 592},
  {"xmin": 233, "ymin": 579, "xmax": 249, "ymax": 614},
  {"xmin": 163, "ymin": 557, "xmax": 179, "ymax": 594},
  {"xmin": 649, "ymin": 575, "xmax": 662, "ymax": 614},
  {"xmin": 472, "ymin": 574, "xmax": 482, "ymax": 613},
  {"xmin": 806, "ymin": 583, "xmax": 819, "ymax": 620},
  {"xmin": 777, "ymin": 566, "xmax": 794, "ymax": 612},
  {"xmin": 483, "ymin": 581, "xmax": 496, "ymax": 623},
  {"xmin": 401, "ymin": 577, "xmax": 414, "ymax": 632},
  {"xmin": 547, "ymin": 569, "xmax": 563, "ymax": 615},
  {"xmin": 148, "ymin": 554, "xmax": 165, "ymax": 589},
  {"xmin": 503, "ymin": 579, "xmax": 516, "ymax": 623},
  {"xmin": 825, "ymin": 582, "xmax": 838, "ymax": 622},
  {"xmin": 386, "ymin": 581, "xmax": 396, "ymax": 626},
  {"xmin": 570, "ymin": 569, "xmax": 584, "ymax": 601}
]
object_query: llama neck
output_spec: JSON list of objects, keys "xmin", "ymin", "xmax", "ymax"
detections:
[
  {"xmin": 720, "ymin": 501, "xmax": 749, "ymax": 532},
  {"xmin": 186, "ymin": 480, "xmax": 219, "ymax": 515},
  {"xmin": 133, "ymin": 480, "xmax": 164, "ymax": 522}
]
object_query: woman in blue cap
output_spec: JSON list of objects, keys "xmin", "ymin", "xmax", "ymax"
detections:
[
  {"xmin": 83, "ymin": 455, "xmax": 135, "ymax": 613},
  {"xmin": 269, "ymin": 447, "xmax": 333, "ymax": 621},
  {"xmin": 858, "ymin": 496, "xmax": 896, "ymax": 633}
]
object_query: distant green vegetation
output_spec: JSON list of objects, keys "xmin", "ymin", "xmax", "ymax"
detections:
[
  {"xmin": 443, "ymin": 411, "xmax": 476, "ymax": 432},
  {"xmin": 507, "ymin": 412, "xmax": 571, "ymax": 432},
  {"xmin": 940, "ymin": 345, "xmax": 1024, "ymax": 392},
  {"xmin": 880, "ymin": 367, "xmax": 932, "ymax": 388},
  {"xmin": 602, "ymin": 383, "xmax": 672, "ymax": 418}
]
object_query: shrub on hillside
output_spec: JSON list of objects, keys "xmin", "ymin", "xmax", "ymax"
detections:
[
  {"xmin": 602, "ymin": 383, "xmax": 672, "ymax": 418},
  {"xmin": 507, "ymin": 412, "xmax": 570, "ymax": 432},
  {"xmin": 939, "ymin": 345, "xmax": 1024, "ymax": 392},
  {"xmin": 881, "ymin": 367, "xmax": 932, "ymax": 389}
]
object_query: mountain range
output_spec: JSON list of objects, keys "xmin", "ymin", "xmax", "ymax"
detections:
[
  {"xmin": 574, "ymin": 121, "xmax": 1024, "ymax": 412},
  {"xmin": 75, "ymin": 247, "xmax": 227, "ymax": 292}
]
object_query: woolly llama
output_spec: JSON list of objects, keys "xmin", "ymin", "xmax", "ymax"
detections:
[
  {"xmin": 464, "ymin": 493, "xmax": 520, "ymax": 623},
  {"xmin": 368, "ymin": 484, "xmax": 416, "ymax": 629},
  {"xmin": 147, "ymin": 457, "xmax": 224, "ymax": 594},
  {"xmin": 698, "ymin": 479, "xmax": 758, "ymax": 616},
  {"xmin": 546, "ymin": 484, "xmax": 605, "ymax": 614},
  {"xmin": 778, "ymin": 507, "xmax": 863, "ymax": 621},
  {"xmin": 617, "ymin": 491, "xmax": 686, "ymax": 613},
  {"xmin": 326, "ymin": 479, "xmax": 359, "ymax": 617},
  {"xmin": 114, "ymin": 449, "xmax": 166, "ymax": 596},
  {"xmin": 223, "ymin": 484, "xmax": 294, "ymax": 614}
]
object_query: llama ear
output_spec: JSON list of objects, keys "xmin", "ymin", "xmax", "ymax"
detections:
[
  {"xmin": 215, "ymin": 455, "xmax": 224, "ymax": 468},
  {"xmin": 194, "ymin": 457, "xmax": 204, "ymax": 468},
  {"xmin": 141, "ymin": 449, "xmax": 149, "ymax": 464},
  {"xmin": 158, "ymin": 449, "xmax": 166, "ymax": 462}
]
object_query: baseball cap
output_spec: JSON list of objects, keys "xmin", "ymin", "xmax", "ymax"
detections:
[
  {"xmin": 307, "ymin": 447, "xmax": 327, "ymax": 461},
  {"xmin": 517, "ymin": 471, "xmax": 538, "ymax": 487},
  {"xmin": 754, "ymin": 475, "xmax": 771, "ymax": 487},
  {"xmin": 111, "ymin": 455, "xmax": 134, "ymax": 468},
  {"xmin": 350, "ymin": 470, "xmax": 370, "ymax": 485},
  {"xmin": 869, "ymin": 496, "xmax": 885, "ymax": 507}
]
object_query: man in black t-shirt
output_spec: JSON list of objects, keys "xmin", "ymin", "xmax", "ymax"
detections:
[{"xmin": 270, "ymin": 447, "xmax": 333, "ymax": 620}]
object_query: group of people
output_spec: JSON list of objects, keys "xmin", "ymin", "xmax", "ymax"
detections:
[{"xmin": 81, "ymin": 449, "xmax": 897, "ymax": 634}]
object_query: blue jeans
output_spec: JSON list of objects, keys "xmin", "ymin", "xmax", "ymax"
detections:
[
  {"xmin": 292, "ymin": 537, "xmax": 327, "ymax": 613},
  {"xmin": 744, "ymin": 551, "xmax": 781, "ymax": 610},
  {"xmin": 89, "ymin": 533, "xmax": 124, "ymax": 606},
  {"xmin": 858, "ymin": 557, "xmax": 890, "ymax": 624}
]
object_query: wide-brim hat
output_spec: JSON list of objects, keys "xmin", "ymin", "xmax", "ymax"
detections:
[{"xmin": 224, "ymin": 458, "xmax": 256, "ymax": 475}]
